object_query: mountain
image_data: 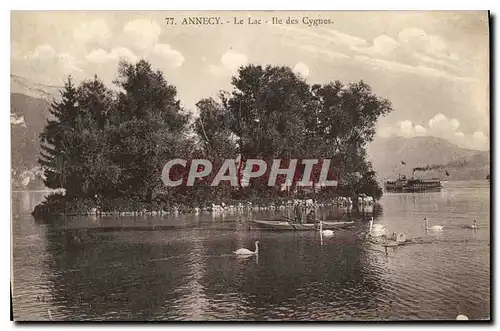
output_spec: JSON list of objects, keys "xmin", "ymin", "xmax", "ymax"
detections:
[
  {"xmin": 11, "ymin": 76, "xmax": 57, "ymax": 189},
  {"xmin": 10, "ymin": 75, "xmax": 491, "ymax": 188},
  {"xmin": 11, "ymin": 74, "xmax": 61, "ymax": 100},
  {"xmin": 367, "ymin": 136, "xmax": 490, "ymax": 181}
]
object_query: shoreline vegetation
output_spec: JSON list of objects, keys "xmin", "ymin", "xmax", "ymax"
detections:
[
  {"xmin": 32, "ymin": 191, "xmax": 375, "ymax": 220},
  {"xmin": 32, "ymin": 60, "xmax": 393, "ymax": 221}
]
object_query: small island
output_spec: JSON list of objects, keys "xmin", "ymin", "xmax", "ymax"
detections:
[{"xmin": 32, "ymin": 60, "xmax": 392, "ymax": 220}]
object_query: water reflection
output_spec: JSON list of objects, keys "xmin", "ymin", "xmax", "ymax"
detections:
[{"xmin": 12, "ymin": 181, "xmax": 490, "ymax": 320}]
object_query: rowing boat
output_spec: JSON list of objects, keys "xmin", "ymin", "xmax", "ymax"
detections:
[
  {"xmin": 250, "ymin": 219, "xmax": 355, "ymax": 231},
  {"xmin": 250, "ymin": 219, "xmax": 316, "ymax": 231},
  {"xmin": 321, "ymin": 220, "xmax": 355, "ymax": 229}
]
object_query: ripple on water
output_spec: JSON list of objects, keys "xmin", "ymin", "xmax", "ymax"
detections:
[{"xmin": 11, "ymin": 183, "xmax": 490, "ymax": 320}]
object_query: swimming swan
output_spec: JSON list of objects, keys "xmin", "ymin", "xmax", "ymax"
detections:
[
  {"xmin": 319, "ymin": 221, "xmax": 334, "ymax": 237},
  {"xmin": 369, "ymin": 217, "xmax": 387, "ymax": 237},
  {"xmin": 388, "ymin": 232, "xmax": 407, "ymax": 243},
  {"xmin": 234, "ymin": 241, "xmax": 259, "ymax": 255},
  {"xmin": 424, "ymin": 217, "xmax": 443, "ymax": 231},
  {"xmin": 466, "ymin": 219, "xmax": 478, "ymax": 229}
]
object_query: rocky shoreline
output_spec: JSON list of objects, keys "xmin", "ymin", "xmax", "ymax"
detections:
[{"xmin": 32, "ymin": 193, "xmax": 376, "ymax": 220}]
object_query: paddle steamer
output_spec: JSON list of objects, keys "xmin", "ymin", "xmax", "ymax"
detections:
[{"xmin": 384, "ymin": 174, "xmax": 442, "ymax": 192}]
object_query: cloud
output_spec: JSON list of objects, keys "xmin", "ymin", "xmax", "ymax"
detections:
[
  {"xmin": 379, "ymin": 114, "xmax": 488, "ymax": 150},
  {"xmin": 472, "ymin": 131, "xmax": 489, "ymax": 149},
  {"xmin": 57, "ymin": 53, "xmax": 83, "ymax": 73},
  {"xmin": 20, "ymin": 45, "xmax": 83, "ymax": 84},
  {"xmin": 428, "ymin": 113, "xmax": 460, "ymax": 132},
  {"xmin": 398, "ymin": 28, "xmax": 453, "ymax": 61},
  {"xmin": 85, "ymin": 49, "xmax": 109, "ymax": 63},
  {"xmin": 151, "ymin": 44, "xmax": 184, "ymax": 68},
  {"xmin": 293, "ymin": 62, "xmax": 310, "ymax": 77},
  {"xmin": 349, "ymin": 27, "xmax": 468, "ymax": 82},
  {"xmin": 453, "ymin": 130, "xmax": 489, "ymax": 150},
  {"xmin": 355, "ymin": 55, "xmax": 476, "ymax": 83},
  {"xmin": 299, "ymin": 44, "xmax": 350, "ymax": 60},
  {"xmin": 209, "ymin": 50, "xmax": 248, "ymax": 76},
  {"xmin": 86, "ymin": 43, "xmax": 184, "ymax": 75},
  {"xmin": 78, "ymin": 19, "xmax": 184, "ymax": 81},
  {"xmin": 27, "ymin": 45, "xmax": 56, "ymax": 60},
  {"xmin": 356, "ymin": 35, "xmax": 399, "ymax": 57},
  {"xmin": 73, "ymin": 19, "xmax": 113, "ymax": 45},
  {"xmin": 123, "ymin": 19, "xmax": 161, "ymax": 51},
  {"xmin": 83, "ymin": 48, "xmax": 140, "ymax": 85},
  {"xmin": 396, "ymin": 28, "xmax": 463, "ymax": 72},
  {"xmin": 412, "ymin": 52, "xmax": 462, "ymax": 72},
  {"xmin": 400, "ymin": 120, "xmax": 427, "ymax": 137},
  {"xmin": 221, "ymin": 51, "xmax": 248, "ymax": 72},
  {"xmin": 380, "ymin": 120, "xmax": 427, "ymax": 138},
  {"xmin": 86, "ymin": 47, "xmax": 138, "ymax": 64},
  {"xmin": 321, "ymin": 28, "xmax": 369, "ymax": 48},
  {"xmin": 280, "ymin": 25, "xmax": 470, "ymax": 83},
  {"xmin": 278, "ymin": 25, "xmax": 367, "ymax": 50}
]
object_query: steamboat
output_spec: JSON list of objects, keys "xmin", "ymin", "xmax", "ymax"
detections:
[{"xmin": 384, "ymin": 174, "xmax": 442, "ymax": 192}]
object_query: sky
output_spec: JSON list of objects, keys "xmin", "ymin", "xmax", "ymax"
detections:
[{"xmin": 11, "ymin": 11, "xmax": 490, "ymax": 150}]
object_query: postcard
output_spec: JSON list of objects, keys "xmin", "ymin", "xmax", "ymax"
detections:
[{"xmin": 11, "ymin": 11, "xmax": 490, "ymax": 321}]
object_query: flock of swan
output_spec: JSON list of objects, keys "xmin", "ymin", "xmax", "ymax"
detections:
[
  {"xmin": 234, "ymin": 216, "xmax": 480, "ymax": 256},
  {"xmin": 232, "ymin": 216, "xmax": 479, "ymax": 321},
  {"xmin": 367, "ymin": 216, "xmax": 478, "ymax": 239}
]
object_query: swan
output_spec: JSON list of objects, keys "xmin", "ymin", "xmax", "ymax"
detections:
[
  {"xmin": 234, "ymin": 241, "xmax": 259, "ymax": 255},
  {"xmin": 424, "ymin": 217, "xmax": 443, "ymax": 231},
  {"xmin": 387, "ymin": 232, "xmax": 407, "ymax": 243},
  {"xmin": 319, "ymin": 221, "xmax": 334, "ymax": 237},
  {"xmin": 465, "ymin": 219, "xmax": 478, "ymax": 229},
  {"xmin": 369, "ymin": 217, "xmax": 387, "ymax": 237}
]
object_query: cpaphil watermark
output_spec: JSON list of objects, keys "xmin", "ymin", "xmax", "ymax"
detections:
[{"xmin": 161, "ymin": 158, "xmax": 339, "ymax": 188}]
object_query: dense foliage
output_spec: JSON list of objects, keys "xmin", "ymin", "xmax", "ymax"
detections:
[{"xmin": 34, "ymin": 60, "xmax": 392, "ymax": 218}]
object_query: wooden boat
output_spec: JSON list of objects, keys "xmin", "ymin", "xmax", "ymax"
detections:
[
  {"xmin": 320, "ymin": 220, "xmax": 355, "ymax": 229},
  {"xmin": 250, "ymin": 219, "xmax": 355, "ymax": 231},
  {"xmin": 251, "ymin": 219, "xmax": 316, "ymax": 231}
]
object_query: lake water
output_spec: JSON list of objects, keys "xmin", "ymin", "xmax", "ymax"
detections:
[{"xmin": 11, "ymin": 181, "xmax": 490, "ymax": 321}]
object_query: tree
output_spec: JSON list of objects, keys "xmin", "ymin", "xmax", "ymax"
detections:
[
  {"xmin": 111, "ymin": 60, "xmax": 191, "ymax": 202},
  {"xmin": 38, "ymin": 76, "xmax": 120, "ymax": 198},
  {"xmin": 76, "ymin": 77, "xmax": 121, "ymax": 198},
  {"xmin": 34, "ymin": 60, "xmax": 393, "ymax": 220},
  {"xmin": 193, "ymin": 98, "xmax": 237, "ymax": 158},
  {"xmin": 38, "ymin": 77, "xmax": 82, "ymax": 195},
  {"xmin": 310, "ymin": 81, "xmax": 393, "ymax": 198},
  {"xmin": 217, "ymin": 65, "xmax": 314, "ymax": 195},
  {"xmin": 223, "ymin": 65, "xmax": 313, "ymax": 158}
]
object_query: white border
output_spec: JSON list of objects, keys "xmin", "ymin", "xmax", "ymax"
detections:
[
  {"xmin": 3, "ymin": 1, "xmax": 498, "ymax": 330},
  {"xmin": 5, "ymin": 2, "xmax": 498, "ymax": 10}
]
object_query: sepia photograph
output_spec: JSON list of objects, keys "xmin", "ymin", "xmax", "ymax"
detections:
[{"xmin": 10, "ymin": 10, "xmax": 490, "ymax": 321}]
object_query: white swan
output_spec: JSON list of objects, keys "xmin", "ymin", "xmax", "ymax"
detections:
[
  {"xmin": 388, "ymin": 232, "xmax": 407, "ymax": 243},
  {"xmin": 319, "ymin": 221, "xmax": 334, "ymax": 237},
  {"xmin": 369, "ymin": 217, "xmax": 387, "ymax": 237},
  {"xmin": 424, "ymin": 217, "xmax": 443, "ymax": 231},
  {"xmin": 234, "ymin": 241, "xmax": 259, "ymax": 255},
  {"xmin": 466, "ymin": 219, "xmax": 478, "ymax": 229}
]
